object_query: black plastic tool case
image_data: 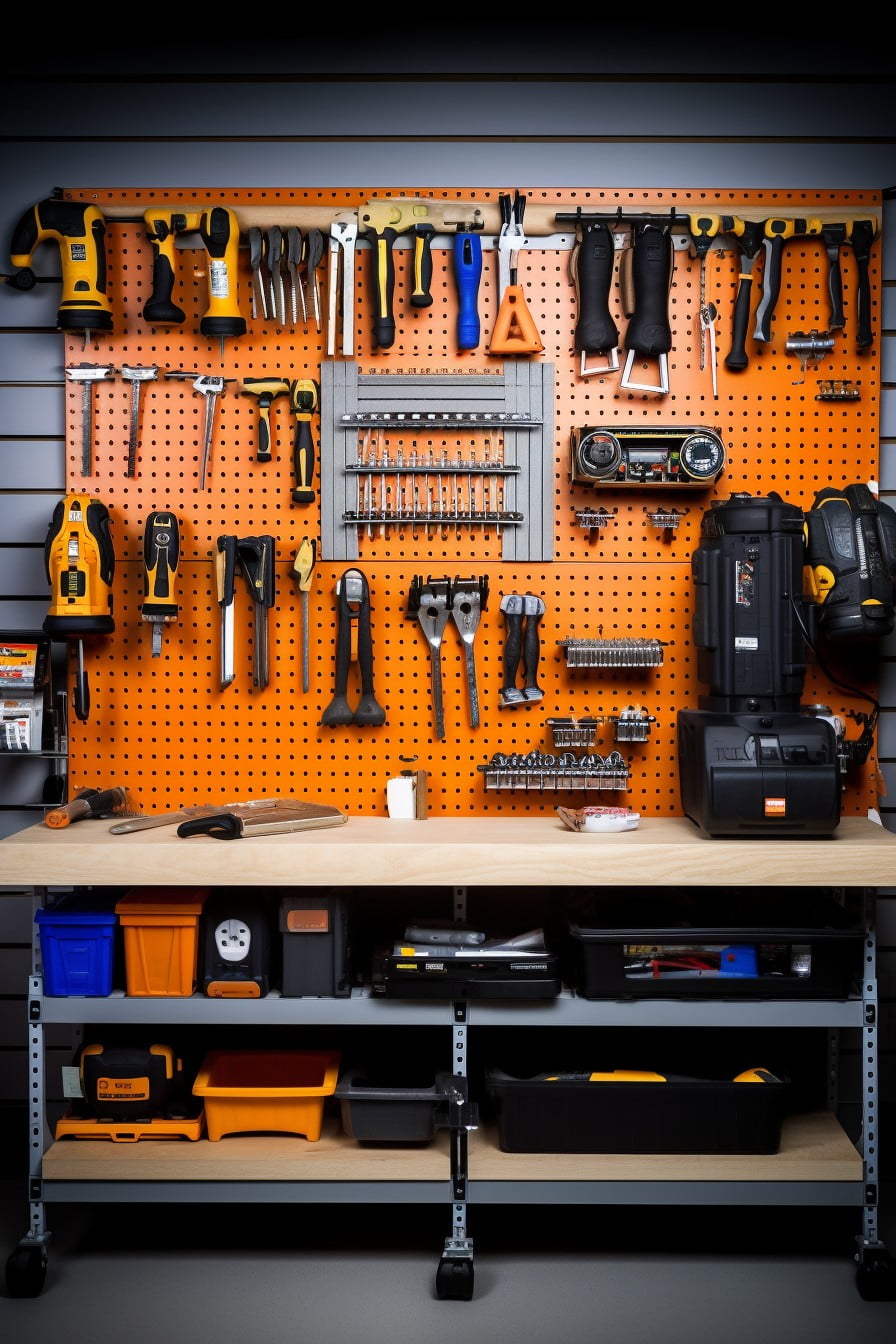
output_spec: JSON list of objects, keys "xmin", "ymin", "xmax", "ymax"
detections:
[
  {"xmin": 335, "ymin": 1068, "xmax": 459, "ymax": 1142},
  {"xmin": 563, "ymin": 887, "xmax": 864, "ymax": 999},
  {"xmin": 485, "ymin": 1067, "xmax": 788, "ymax": 1154},
  {"xmin": 372, "ymin": 950, "xmax": 562, "ymax": 999}
]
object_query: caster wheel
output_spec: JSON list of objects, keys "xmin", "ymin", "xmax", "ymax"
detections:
[
  {"xmin": 856, "ymin": 1250, "xmax": 896, "ymax": 1301},
  {"xmin": 436, "ymin": 1255, "xmax": 474, "ymax": 1300},
  {"xmin": 5, "ymin": 1243, "xmax": 48, "ymax": 1298}
]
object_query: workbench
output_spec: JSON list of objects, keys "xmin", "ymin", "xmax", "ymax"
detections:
[{"xmin": 4, "ymin": 813, "xmax": 896, "ymax": 1300}]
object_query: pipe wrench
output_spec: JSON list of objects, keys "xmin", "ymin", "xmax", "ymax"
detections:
[{"xmin": 327, "ymin": 212, "xmax": 359, "ymax": 357}]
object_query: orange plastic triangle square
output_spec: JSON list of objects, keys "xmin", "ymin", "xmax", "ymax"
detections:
[{"xmin": 489, "ymin": 286, "xmax": 544, "ymax": 355}]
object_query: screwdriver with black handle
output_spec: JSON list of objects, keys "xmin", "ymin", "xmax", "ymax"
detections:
[
  {"xmin": 290, "ymin": 378, "xmax": 320, "ymax": 505},
  {"xmin": 141, "ymin": 510, "xmax": 180, "ymax": 657},
  {"xmin": 846, "ymin": 218, "xmax": 878, "ymax": 351}
]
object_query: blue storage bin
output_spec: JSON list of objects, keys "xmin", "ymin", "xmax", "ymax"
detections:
[{"xmin": 35, "ymin": 902, "xmax": 117, "ymax": 996}]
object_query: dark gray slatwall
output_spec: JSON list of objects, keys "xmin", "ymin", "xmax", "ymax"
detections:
[{"xmin": 1, "ymin": 33, "xmax": 895, "ymax": 1165}]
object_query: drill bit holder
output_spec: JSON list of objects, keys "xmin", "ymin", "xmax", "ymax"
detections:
[
  {"xmin": 559, "ymin": 638, "xmax": 666, "ymax": 669},
  {"xmin": 476, "ymin": 749, "xmax": 630, "ymax": 793}
]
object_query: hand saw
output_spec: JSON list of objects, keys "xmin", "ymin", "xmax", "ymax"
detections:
[{"xmin": 108, "ymin": 798, "xmax": 345, "ymax": 835}]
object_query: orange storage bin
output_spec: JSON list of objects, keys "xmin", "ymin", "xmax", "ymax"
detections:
[
  {"xmin": 115, "ymin": 888, "xmax": 210, "ymax": 996},
  {"xmin": 192, "ymin": 1049, "xmax": 341, "ymax": 1141}
]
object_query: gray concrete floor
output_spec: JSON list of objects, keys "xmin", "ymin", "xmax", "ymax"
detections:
[{"xmin": 2, "ymin": 1182, "xmax": 895, "ymax": 1344}]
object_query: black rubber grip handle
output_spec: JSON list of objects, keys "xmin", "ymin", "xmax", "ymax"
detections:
[
  {"xmin": 410, "ymin": 223, "xmax": 435, "ymax": 308},
  {"xmin": 369, "ymin": 227, "xmax": 397, "ymax": 348},
  {"xmin": 144, "ymin": 250, "xmax": 186, "ymax": 325},
  {"xmin": 624, "ymin": 225, "xmax": 672, "ymax": 356},
  {"xmin": 177, "ymin": 813, "xmax": 243, "ymax": 839},
  {"xmin": 725, "ymin": 271, "xmax": 755, "ymax": 371},
  {"xmin": 522, "ymin": 609, "xmax": 542, "ymax": 694},
  {"xmin": 502, "ymin": 606, "xmax": 523, "ymax": 696},
  {"xmin": 292, "ymin": 418, "xmax": 315, "ymax": 504},
  {"xmin": 572, "ymin": 220, "xmax": 619, "ymax": 353},
  {"xmin": 848, "ymin": 220, "xmax": 876, "ymax": 350}
]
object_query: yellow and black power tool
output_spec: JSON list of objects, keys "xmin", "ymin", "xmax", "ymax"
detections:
[
  {"xmin": 43, "ymin": 494, "xmax": 115, "ymax": 722},
  {"xmin": 142, "ymin": 205, "xmax": 246, "ymax": 358},
  {"xmin": 8, "ymin": 196, "xmax": 113, "ymax": 345},
  {"xmin": 804, "ymin": 482, "xmax": 896, "ymax": 642}
]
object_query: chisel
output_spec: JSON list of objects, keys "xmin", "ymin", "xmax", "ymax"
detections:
[
  {"xmin": 292, "ymin": 537, "xmax": 317, "ymax": 694},
  {"xmin": 215, "ymin": 534, "xmax": 237, "ymax": 689}
]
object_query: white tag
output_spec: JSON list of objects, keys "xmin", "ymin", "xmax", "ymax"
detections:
[{"xmin": 61, "ymin": 1066, "xmax": 83, "ymax": 1099}]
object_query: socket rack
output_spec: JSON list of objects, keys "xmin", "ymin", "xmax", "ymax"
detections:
[{"xmin": 56, "ymin": 185, "xmax": 883, "ymax": 820}]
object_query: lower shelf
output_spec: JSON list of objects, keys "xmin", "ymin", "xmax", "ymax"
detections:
[{"xmin": 41, "ymin": 1111, "xmax": 860, "ymax": 1194}]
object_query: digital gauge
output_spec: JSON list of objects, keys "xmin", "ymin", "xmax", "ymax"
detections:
[{"xmin": 679, "ymin": 432, "xmax": 726, "ymax": 481}]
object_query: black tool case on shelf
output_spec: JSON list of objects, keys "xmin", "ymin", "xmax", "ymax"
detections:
[
  {"xmin": 485, "ymin": 1066, "xmax": 788, "ymax": 1154},
  {"xmin": 371, "ymin": 949, "xmax": 562, "ymax": 999},
  {"xmin": 335, "ymin": 1068, "xmax": 460, "ymax": 1142},
  {"xmin": 201, "ymin": 890, "xmax": 275, "ymax": 997},
  {"xmin": 562, "ymin": 886, "xmax": 864, "ymax": 999}
]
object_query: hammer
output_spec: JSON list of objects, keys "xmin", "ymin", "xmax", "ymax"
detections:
[{"xmin": 241, "ymin": 375, "xmax": 290, "ymax": 462}]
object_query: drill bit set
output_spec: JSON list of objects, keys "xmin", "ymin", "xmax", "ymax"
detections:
[{"xmin": 344, "ymin": 431, "xmax": 521, "ymax": 540}]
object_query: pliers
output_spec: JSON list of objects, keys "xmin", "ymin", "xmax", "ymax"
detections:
[{"xmin": 497, "ymin": 190, "xmax": 527, "ymax": 296}]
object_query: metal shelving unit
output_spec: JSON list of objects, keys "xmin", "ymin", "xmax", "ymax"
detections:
[{"xmin": 2, "ymin": 816, "xmax": 895, "ymax": 1300}]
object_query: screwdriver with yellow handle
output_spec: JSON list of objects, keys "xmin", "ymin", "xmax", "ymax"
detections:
[
  {"xmin": 141, "ymin": 510, "xmax": 180, "ymax": 657},
  {"xmin": 292, "ymin": 537, "xmax": 317, "ymax": 694}
]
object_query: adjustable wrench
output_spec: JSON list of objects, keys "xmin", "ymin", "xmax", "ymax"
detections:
[
  {"xmin": 327, "ymin": 213, "xmax": 359, "ymax": 357},
  {"xmin": 408, "ymin": 576, "xmax": 451, "ymax": 741},
  {"xmin": 166, "ymin": 372, "xmax": 233, "ymax": 490},
  {"xmin": 450, "ymin": 577, "xmax": 488, "ymax": 730}
]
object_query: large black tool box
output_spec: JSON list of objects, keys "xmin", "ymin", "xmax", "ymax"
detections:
[
  {"xmin": 485, "ymin": 1065, "xmax": 788, "ymax": 1154},
  {"xmin": 372, "ymin": 949, "xmax": 561, "ymax": 999},
  {"xmin": 564, "ymin": 887, "xmax": 863, "ymax": 1000}
]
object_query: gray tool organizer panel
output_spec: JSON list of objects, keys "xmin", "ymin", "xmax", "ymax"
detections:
[{"xmin": 320, "ymin": 361, "xmax": 554, "ymax": 562}]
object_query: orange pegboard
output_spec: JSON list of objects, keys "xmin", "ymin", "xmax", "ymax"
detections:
[{"xmin": 58, "ymin": 186, "xmax": 884, "ymax": 819}]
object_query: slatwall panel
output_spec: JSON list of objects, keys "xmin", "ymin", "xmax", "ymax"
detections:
[{"xmin": 52, "ymin": 186, "xmax": 882, "ymax": 821}]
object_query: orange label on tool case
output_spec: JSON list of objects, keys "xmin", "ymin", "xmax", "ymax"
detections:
[
  {"xmin": 286, "ymin": 908, "xmax": 330, "ymax": 933},
  {"xmin": 764, "ymin": 797, "xmax": 787, "ymax": 817},
  {"xmin": 97, "ymin": 1075, "xmax": 150, "ymax": 1101}
]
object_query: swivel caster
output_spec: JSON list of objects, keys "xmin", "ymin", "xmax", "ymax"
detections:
[
  {"xmin": 856, "ymin": 1247, "xmax": 896, "ymax": 1300},
  {"xmin": 436, "ymin": 1253, "xmax": 474, "ymax": 1300},
  {"xmin": 5, "ymin": 1241, "xmax": 48, "ymax": 1298}
]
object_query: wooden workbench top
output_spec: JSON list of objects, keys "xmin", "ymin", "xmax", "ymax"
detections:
[{"xmin": 2, "ymin": 814, "xmax": 894, "ymax": 890}]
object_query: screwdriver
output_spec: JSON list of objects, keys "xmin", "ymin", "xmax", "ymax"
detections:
[
  {"xmin": 141, "ymin": 510, "xmax": 180, "ymax": 656},
  {"xmin": 290, "ymin": 378, "xmax": 320, "ymax": 504},
  {"xmin": 292, "ymin": 537, "xmax": 317, "ymax": 694}
]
